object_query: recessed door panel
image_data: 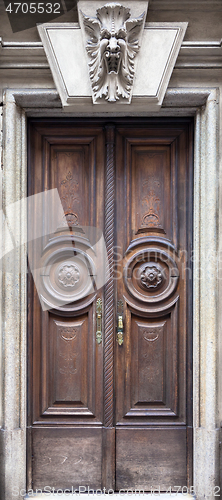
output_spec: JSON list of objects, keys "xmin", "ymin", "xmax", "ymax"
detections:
[
  {"xmin": 32, "ymin": 427, "xmax": 103, "ymax": 490},
  {"xmin": 116, "ymin": 428, "xmax": 187, "ymax": 490},
  {"xmin": 131, "ymin": 146, "xmax": 171, "ymax": 238},
  {"xmin": 41, "ymin": 312, "xmax": 96, "ymax": 417},
  {"xmin": 127, "ymin": 310, "xmax": 178, "ymax": 417}
]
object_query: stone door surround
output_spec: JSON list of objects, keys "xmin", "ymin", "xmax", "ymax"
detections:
[{"xmin": 0, "ymin": 86, "xmax": 219, "ymax": 500}]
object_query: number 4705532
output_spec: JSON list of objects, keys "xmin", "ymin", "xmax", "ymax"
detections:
[{"xmin": 5, "ymin": 3, "xmax": 61, "ymax": 14}]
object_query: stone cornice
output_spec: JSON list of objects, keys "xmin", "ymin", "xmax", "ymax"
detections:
[
  {"xmin": 1, "ymin": 38, "xmax": 222, "ymax": 70},
  {"xmin": 10, "ymin": 87, "xmax": 211, "ymax": 114},
  {"xmin": 177, "ymin": 39, "xmax": 222, "ymax": 69},
  {"xmin": 0, "ymin": 38, "xmax": 48, "ymax": 69}
]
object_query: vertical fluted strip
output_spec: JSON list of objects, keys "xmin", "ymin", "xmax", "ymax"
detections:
[{"xmin": 104, "ymin": 124, "xmax": 115, "ymax": 427}]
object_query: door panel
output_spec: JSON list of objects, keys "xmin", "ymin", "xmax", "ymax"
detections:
[
  {"xmin": 32, "ymin": 427, "xmax": 103, "ymax": 490},
  {"xmin": 28, "ymin": 122, "xmax": 105, "ymax": 488},
  {"xmin": 128, "ymin": 311, "xmax": 178, "ymax": 417},
  {"xmin": 28, "ymin": 118, "xmax": 193, "ymax": 491},
  {"xmin": 131, "ymin": 146, "xmax": 171, "ymax": 239},
  {"xmin": 115, "ymin": 123, "xmax": 193, "ymax": 488},
  {"xmin": 44, "ymin": 314, "xmax": 94, "ymax": 417},
  {"xmin": 116, "ymin": 428, "xmax": 187, "ymax": 490}
]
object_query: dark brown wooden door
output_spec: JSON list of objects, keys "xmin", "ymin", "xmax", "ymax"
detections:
[{"xmin": 27, "ymin": 118, "xmax": 193, "ymax": 492}]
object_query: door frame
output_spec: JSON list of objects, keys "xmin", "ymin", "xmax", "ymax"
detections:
[{"xmin": 0, "ymin": 87, "xmax": 219, "ymax": 500}]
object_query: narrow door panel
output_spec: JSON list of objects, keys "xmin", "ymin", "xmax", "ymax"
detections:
[
  {"xmin": 124, "ymin": 310, "xmax": 178, "ymax": 419},
  {"xmin": 28, "ymin": 121, "xmax": 105, "ymax": 489},
  {"xmin": 41, "ymin": 312, "xmax": 96, "ymax": 418},
  {"xmin": 115, "ymin": 122, "xmax": 193, "ymax": 489},
  {"xmin": 131, "ymin": 146, "xmax": 172, "ymax": 240}
]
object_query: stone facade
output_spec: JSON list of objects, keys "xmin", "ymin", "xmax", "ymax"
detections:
[{"xmin": 0, "ymin": 1, "xmax": 222, "ymax": 499}]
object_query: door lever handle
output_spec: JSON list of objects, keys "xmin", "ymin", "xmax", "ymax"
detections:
[
  {"xmin": 117, "ymin": 300, "xmax": 124, "ymax": 346},
  {"xmin": 96, "ymin": 298, "xmax": 102, "ymax": 344}
]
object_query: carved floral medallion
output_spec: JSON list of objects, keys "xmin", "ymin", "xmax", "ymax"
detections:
[
  {"xmin": 81, "ymin": 3, "xmax": 145, "ymax": 103},
  {"xmin": 58, "ymin": 264, "xmax": 80, "ymax": 288},
  {"xmin": 140, "ymin": 265, "xmax": 163, "ymax": 289}
]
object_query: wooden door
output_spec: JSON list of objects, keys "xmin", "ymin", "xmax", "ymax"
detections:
[{"xmin": 27, "ymin": 118, "xmax": 193, "ymax": 492}]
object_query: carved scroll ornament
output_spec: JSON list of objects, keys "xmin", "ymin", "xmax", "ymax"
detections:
[{"xmin": 81, "ymin": 3, "xmax": 145, "ymax": 103}]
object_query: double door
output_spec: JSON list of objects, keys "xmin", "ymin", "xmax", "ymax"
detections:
[{"xmin": 27, "ymin": 118, "xmax": 193, "ymax": 491}]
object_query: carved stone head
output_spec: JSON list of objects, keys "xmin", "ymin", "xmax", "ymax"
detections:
[
  {"xmin": 81, "ymin": 3, "xmax": 145, "ymax": 103},
  {"xmin": 98, "ymin": 4, "xmax": 130, "ymax": 76}
]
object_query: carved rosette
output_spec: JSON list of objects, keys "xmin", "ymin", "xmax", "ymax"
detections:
[
  {"xmin": 81, "ymin": 3, "xmax": 145, "ymax": 104},
  {"xmin": 39, "ymin": 240, "xmax": 96, "ymax": 312},
  {"xmin": 140, "ymin": 265, "xmax": 163, "ymax": 289},
  {"xmin": 58, "ymin": 264, "xmax": 80, "ymax": 288},
  {"xmin": 123, "ymin": 241, "xmax": 179, "ymax": 313}
]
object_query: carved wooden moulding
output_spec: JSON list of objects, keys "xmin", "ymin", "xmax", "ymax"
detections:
[{"xmin": 80, "ymin": 3, "xmax": 146, "ymax": 103}]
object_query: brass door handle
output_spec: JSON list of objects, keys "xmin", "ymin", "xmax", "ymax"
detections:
[
  {"xmin": 96, "ymin": 298, "xmax": 102, "ymax": 344},
  {"xmin": 117, "ymin": 300, "xmax": 124, "ymax": 345}
]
